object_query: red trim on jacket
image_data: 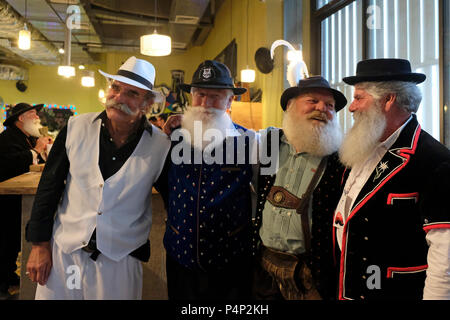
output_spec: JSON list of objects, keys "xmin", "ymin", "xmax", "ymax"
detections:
[
  {"xmin": 386, "ymin": 265, "xmax": 428, "ymax": 278},
  {"xmin": 387, "ymin": 192, "xmax": 419, "ymax": 205},
  {"xmin": 423, "ymin": 223, "xmax": 450, "ymax": 233},
  {"xmin": 337, "ymin": 124, "xmax": 421, "ymax": 300}
]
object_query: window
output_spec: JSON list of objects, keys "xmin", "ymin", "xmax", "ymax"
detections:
[{"xmin": 313, "ymin": 0, "xmax": 446, "ymax": 145}]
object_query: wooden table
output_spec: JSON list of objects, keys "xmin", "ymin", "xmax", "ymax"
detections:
[
  {"xmin": 0, "ymin": 171, "xmax": 41, "ymax": 300},
  {"xmin": 0, "ymin": 171, "xmax": 160, "ymax": 300}
]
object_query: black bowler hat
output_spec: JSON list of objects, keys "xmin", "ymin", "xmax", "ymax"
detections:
[
  {"xmin": 179, "ymin": 60, "xmax": 247, "ymax": 95},
  {"xmin": 343, "ymin": 58, "xmax": 426, "ymax": 85},
  {"xmin": 3, "ymin": 103, "xmax": 44, "ymax": 127},
  {"xmin": 280, "ymin": 76, "xmax": 347, "ymax": 112}
]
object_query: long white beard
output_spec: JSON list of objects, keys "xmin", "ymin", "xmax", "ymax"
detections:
[
  {"xmin": 339, "ymin": 101, "xmax": 387, "ymax": 168},
  {"xmin": 23, "ymin": 118, "xmax": 42, "ymax": 137},
  {"xmin": 282, "ymin": 108, "xmax": 343, "ymax": 157},
  {"xmin": 181, "ymin": 106, "xmax": 234, "ymax": 150}
]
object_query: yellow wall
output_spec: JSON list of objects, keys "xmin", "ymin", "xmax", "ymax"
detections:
[
  {"xmin": 0, "ymin": 64, "xmax": 107, "ymax": 115},
  {"xmin": 1, "ymin": 0, "xmax": 284, "ymax": 127},
  {"xmin": 84, "ymin": 0, "xmax": 284, "ymax": 127}
]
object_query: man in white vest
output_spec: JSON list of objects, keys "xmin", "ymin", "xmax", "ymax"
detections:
[{"xmin": 24, "ymin": 56, "xmax": 171, "ymax": 299}]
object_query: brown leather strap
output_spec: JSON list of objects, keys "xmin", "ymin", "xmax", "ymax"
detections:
[
  {"xmin": 297, "ymin": 158, "xmax": 327, "ymax": 253},
  {"xmin": 266, "ymin": 186, "xmax": 301, "ymax": 209}
]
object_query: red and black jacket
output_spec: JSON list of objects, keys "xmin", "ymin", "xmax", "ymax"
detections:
[{"xmin": 336, "ymin": 115, "xmax": 450, "ymax": 300}]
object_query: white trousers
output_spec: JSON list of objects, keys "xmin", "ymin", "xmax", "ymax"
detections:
[{"xmin": 35, "ymin": 241, "xmax": 143, "ymax": 300}]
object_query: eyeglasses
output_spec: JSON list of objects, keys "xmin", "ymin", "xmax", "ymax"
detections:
[{"xmin": 109, "ymin": 83, "xmax": 144, "ymax": 99}]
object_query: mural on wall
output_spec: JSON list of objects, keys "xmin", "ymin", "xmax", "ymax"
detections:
[
  {"xmin": 38, "ymin": 108, "xmax": 74, "ymax": 134},
  {"xmin": 4, "ymin": 104, "xmax": 75, "ymax": 134}
]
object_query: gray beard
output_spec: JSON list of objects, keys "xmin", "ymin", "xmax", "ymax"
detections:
[
  {"xmin": 338, "ymin": 101, "xmax": 387, "ymax": 168},
  {"xmin": 282, "ymin": 109, "xmax": 343, "ymax": 157},
  {"xmin": 23, "ymin": 119, "xmax": 42, "ymax": 137}
]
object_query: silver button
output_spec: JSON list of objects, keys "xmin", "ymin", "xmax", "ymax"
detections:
[{"xmin": 112, "ymin": 157, "xmax": 116, "ymax": 160}]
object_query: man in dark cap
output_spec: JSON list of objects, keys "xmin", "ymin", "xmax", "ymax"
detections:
[
  {"xmin": 252, "ymin": 76, "xmax": 347, "ymax": 300},
  {"xmin": 0, "ymin": 103, "xmax": 52, "ymax": 299},
  {"xmin": 335, "ymin": 58, "xmax": 450, "ymax": 300},
  {"xmin": 25, "ymin": 56, "xmax": 170, "ymax": 299},
  {"xmin": 156, "ymin": 60, "xmax": 255, "ymax": 300}
]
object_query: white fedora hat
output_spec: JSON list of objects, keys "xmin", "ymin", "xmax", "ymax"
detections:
[{"xmin": 99, "ymin": 56, "xmax": 158, "ymax": 93}]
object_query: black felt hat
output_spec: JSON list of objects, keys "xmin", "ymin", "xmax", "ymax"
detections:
[
  {"xmin": 343, "ymin": 58, "xmax": 426, "ymax": 85},
  {"xmin": 179, "ymin": 60, "xmax": 246, "ymax": 95},
  {"xmin": 280, "ymin": 76, "xmax": 347, "ymax": 112},
  {"xmin": 3, "ymin": 103, "xmax": 44, "ymax": 127}
]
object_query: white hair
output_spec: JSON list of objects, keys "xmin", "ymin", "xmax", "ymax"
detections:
[{"xmin": 356, "ymin": 81, "xmax": 422, "ymax": 113}]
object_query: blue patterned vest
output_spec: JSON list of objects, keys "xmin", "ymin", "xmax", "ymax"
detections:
[{"xmin": 163, "ymin": 124, "xmax": 253, "ymax": 271}]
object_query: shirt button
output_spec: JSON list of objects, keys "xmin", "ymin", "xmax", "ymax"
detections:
[{"xmin": 98, "ymin": 212, "xmax": 102, "ymax": 215}]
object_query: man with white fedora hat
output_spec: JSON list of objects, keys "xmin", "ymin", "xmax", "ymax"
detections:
[{"xmin": 25, "ymin": 56, "xmax": 171, "ymax": 299}]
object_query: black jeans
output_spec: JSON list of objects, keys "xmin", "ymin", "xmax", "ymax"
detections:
[
  {"xmin": 166, "ymin": 253, "xmax": 252, "ymax": 300},
  {"xmin": 0, "ymin": 195, "xmax": 21, "ymax": 290}
]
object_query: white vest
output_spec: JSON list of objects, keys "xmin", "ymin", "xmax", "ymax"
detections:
[{"xmin": 52, "ymin": 112, "xmax": 170, "ymax": 261}]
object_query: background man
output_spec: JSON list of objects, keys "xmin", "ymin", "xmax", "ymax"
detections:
[
  {"xmin": 336, "ymin": 58, "xmax": 450, "ymax": 300},
  {"xmin": 156, "ymin": 60, "xmax": 254, "ymax": 300},
  {"xmin": 25, "ymin": 56, "xmax": 170, "ymax": 299},
  {"xmin": 252, "ymin": 76, "xmax": 347, "ymax": 300},
  {"xmin": 0, "ymin": 103, "xmax": 52, "ymax": 299}
]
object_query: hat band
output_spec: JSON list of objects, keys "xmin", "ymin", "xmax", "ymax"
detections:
[{"xmin": 117, "ymin": 70, "xmax": 153, "ymax": 89}]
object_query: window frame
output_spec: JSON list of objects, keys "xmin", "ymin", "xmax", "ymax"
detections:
[{"xmin": 310, "ymin": 0, "xmax": 447, "ymax": 145}]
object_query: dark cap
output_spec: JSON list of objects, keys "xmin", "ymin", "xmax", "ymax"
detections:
[
  {"xmin": 280, "ymin": 76, "xmax": 347, "ymax": 112},
  {"xmin": 3, "ymin": 103, "xmax": 44, "ymax": 127},
  {"xmin": 179, "ymin": 60, "xmax": 246, "ymax": 95},
  {"xmin": 343, "ymin": 58, "xmax": 426, "ymax": 85}
]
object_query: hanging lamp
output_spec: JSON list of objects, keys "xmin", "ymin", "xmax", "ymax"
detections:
[
  {"xmin": 18, "ymin": 0, "xmax": 31, "ymax": 50},
  {"xmin": 140, "ymin": 0, "xmax": 171, "ymax": 56},
  {"xmin": 240, "ymin": 0, "xmax": 255, "ymax": 83}
]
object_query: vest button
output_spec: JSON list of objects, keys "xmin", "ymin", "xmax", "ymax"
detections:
[
  {"xmin": 99, "ymin": 184, "xmax": 103, "ymax": 188},
  {"xmin": 82, "ymin": 241, "xmax": 86, "ymax": 245}
]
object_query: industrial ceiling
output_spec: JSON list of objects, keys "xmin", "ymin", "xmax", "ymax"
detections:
[{"xmin": 0, "ymin": 0, "xmax": 225, "ymax": 78}]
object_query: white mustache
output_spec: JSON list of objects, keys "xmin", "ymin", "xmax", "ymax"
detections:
[{"xmin": 105, "ymin": 99, "xmax": 137, "ymax": 116}]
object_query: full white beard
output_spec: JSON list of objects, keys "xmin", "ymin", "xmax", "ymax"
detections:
[
  {"xmin": 181, "ymin": 106, "xmax": 234, "ymax": 150},
  {"xmin": 339, "ymin": 101, "xmax": 387, "ymax": 168},
  {"xmin": 23, "ymin": 118, "xmax": 42, "ymax": 137},
  {"xmin": 282, "ymin": 108, "xmax": 343, "ymax": 157}
]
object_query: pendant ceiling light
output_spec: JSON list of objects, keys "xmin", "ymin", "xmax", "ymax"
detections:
[
  {"xmin": 140, "ymin": 0, "xmax": 171, "ymax": 56},
  {"xmin": 58, "ymin": 8, "xmax": 75, "ymax": 78},
  {"xmin": 240, "ymin": 0, "xmax": 255, "ymax": 83},
  {"xmin": 18, "ymin": 0, "xmax": 31, "ymax": 50},
  {"xmin": 81, "ymin": 70, "xmax": 95, "ymax": 87}
]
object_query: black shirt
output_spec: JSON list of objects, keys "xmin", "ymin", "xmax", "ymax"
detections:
[{"xmin": 25, "ymin": 111, "xmax": 153, "ymax": 242}]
